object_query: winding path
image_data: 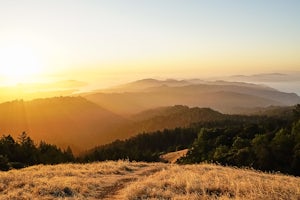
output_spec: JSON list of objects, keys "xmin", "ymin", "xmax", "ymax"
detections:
[{"xmin": 100, "ymin": 165, "xmax": 166, "ymax": 199}]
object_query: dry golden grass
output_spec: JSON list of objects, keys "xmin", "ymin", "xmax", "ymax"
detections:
[
  {"xmin": 0, "ymin": 161, "xmax": 299, "ymax": 200},
  {"xmin": 123, "ymin": 164, "xmax": 300, "ymax": 200},
  {"xmin": 0, "ymin": 161, "xmax": 164, "ymax": 200}
]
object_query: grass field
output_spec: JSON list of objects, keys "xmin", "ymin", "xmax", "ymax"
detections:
[{"xmin": 0, "ymin": 161, "xmax": 299, "ymax": 200}]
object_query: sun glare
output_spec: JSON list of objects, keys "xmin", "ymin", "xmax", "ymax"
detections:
[{"xmin": 0, "ymin": 45, "xmax": 43, "ymax": 85}]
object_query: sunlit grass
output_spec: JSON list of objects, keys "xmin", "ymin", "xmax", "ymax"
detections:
[
  {"xmin": 0, "ymin": 161, "xmax": 299, "ymax": 200},
  {"xmin": 124, "ymin": 164, "xmax": 300, "ymax": 200}
]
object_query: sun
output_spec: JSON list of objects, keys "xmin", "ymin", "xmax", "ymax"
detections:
[{"xmin": 0, "ymin": 44, "xmax": 44, "ymax": 85}]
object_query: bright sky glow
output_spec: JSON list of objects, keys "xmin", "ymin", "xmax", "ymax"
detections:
[
  {"xmin": 0, "ymin": 44, "xmax": 45, "ymax": 84},
  {"xmin": 0, "ymin": 0, "xmax": 299, "ymax": 85}
]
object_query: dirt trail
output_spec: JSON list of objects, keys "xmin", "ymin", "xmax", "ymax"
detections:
[
  {"xmin": 160, "ymin": 149, "xmax": 188, "ymax": 163},
  {"xmin": 100, "ymin": 165, "xmax": 166, "ymax": 199}
]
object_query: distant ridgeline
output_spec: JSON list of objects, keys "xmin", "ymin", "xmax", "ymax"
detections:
[
  {"xmin": 0, "ymin": 132, "xmax": 74, "ymax": 171},
  {"xmin": 1, "ymin": 105, "xmax": 299, "ymax": 176}
]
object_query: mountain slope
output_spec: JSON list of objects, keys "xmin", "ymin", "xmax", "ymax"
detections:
[{"xmin": 0, "ymin": 97, "xmax": 127, "ymax": 152}]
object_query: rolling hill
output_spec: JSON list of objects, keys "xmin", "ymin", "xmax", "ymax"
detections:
[{"xmin": 130, "ymin": 105, "xmax": 225, "ymax": 132}]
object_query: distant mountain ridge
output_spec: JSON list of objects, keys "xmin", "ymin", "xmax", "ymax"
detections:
[
  {"xmin": 97, "ymin": 78, "xmax": 277, "ymax": 93},
  {"xmin": 97, "ymin": 78, "xmax": 192, "ymax": 93},
  {"xmin": 85, "ymin": 79, "xmax": 300, "ymax": 114},
  {"xmin": 228, "ymin": 73, "xmax": 299, "ymax": 82}
]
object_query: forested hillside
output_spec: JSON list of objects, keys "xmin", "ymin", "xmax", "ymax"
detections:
[
  {"xmin": 82, "ymin": 108, "xmax": 300, "ymax": 176},
  {"xmin": 179, "ymin": 105, "xmax": 300, "ymax": 176},
  {"xmin": 130, "ymin": 105, "xmax": 225, "ymax": 133}
]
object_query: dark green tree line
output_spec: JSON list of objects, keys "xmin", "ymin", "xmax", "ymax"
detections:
[
  {"xmin": 83, "ymin": 127, "xmax": 198, "ymax": 162},
  {"xmin": 179, "ymin": 105, "xmax": 300, "ymax": 176},
  {"xmin": 0, "ymin": 132, "xmax": 74, "ymax": 171}
]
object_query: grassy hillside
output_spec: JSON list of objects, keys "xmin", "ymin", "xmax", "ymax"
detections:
[{"xmin": 0, "ymin": 161, "xmax": 299, "ymax": 199}]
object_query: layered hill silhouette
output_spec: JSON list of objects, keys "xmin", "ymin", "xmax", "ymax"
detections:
[
  {"xmin": 1, "ymin": 79, "xmax": 299, "ymax": 153},
  {"xmin": 0, "ymin": 98, "xmax": 229, "ymax": 153},
  {"xmin": 85, "ymin": 79, "xmax": 300, "ymax": 114}
]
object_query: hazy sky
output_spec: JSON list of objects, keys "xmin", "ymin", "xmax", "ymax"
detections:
[{"xmin": 0, "ymin": 0, "xmax": 299, "ymax": 85}]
